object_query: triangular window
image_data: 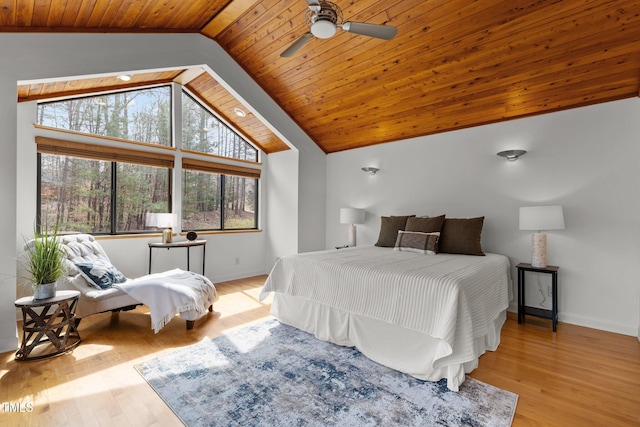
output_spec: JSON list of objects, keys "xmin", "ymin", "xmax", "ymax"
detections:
[{"xmin": 182, "ymin": 92, "xmax": 258, "ymax": 162}]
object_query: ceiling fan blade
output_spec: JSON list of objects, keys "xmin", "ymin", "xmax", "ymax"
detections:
[
  {"xmin": 305, "ymin": 0, "xmax": 321, "ymax": 12},
  {"xmin": 341, "ymin": 22, "xmax": 398, "ymax": 40},
  {"xmin": 281, "ymin": 33, "xmax": 314, "ymax": 57}
]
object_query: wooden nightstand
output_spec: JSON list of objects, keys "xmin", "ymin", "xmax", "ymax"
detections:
[{"xmin": 516, "ymin": 263, "xmax": 560, "ymax": 331}]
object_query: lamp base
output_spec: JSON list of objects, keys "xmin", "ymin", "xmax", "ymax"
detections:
[
  {"xmin": 162, "ymin": 228, "xmax": 173, "ymax": 244},
  {"xmin": 531, "ymin": 232, "xmax": 547, "ymax": 268},
  {"xmin": 348, "ymin": 224, "xmax": 357, "ymax": 247}
]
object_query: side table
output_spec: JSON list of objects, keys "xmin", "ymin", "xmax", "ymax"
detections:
[
  {"xmin": 148, "ymin": 239, "xmax": 207, "ymax": 274},
  {"xmin": 516, "ymin": 263, "xmax": 560, "ymax": 331},
  {"xmin": 15, "ymin": 290, "xmax": 82, "ymax": 361}
]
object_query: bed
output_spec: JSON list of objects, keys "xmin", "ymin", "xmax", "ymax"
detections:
[{"xmin": 259, "ymin": 245, "xmax": 512, "ymax": 391}]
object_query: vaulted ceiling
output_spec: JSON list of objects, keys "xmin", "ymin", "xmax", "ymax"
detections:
[{"xmin": 5, "ymin": 0, "xmax": 640, "ymax": 154}]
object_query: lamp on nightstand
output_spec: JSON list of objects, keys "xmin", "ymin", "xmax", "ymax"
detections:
[
  {"xmin": 519, "ymin": 205, "xmax": 565, "ymax": 268},
  {"xmin": 340, "ymin": 208, "xmax": 365, "ymax": 247}
]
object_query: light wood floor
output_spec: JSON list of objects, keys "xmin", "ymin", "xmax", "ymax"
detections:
[{"xmin": 2, "ymin": 275, "xmax": 639, "ymax": 426}]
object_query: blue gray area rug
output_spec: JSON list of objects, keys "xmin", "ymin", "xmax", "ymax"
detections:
[{"xmin": 135, "ymin": 319, "xmax": 517, "ymax": 426}]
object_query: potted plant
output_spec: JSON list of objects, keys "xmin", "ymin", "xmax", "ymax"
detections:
[{"xmin": 23, "ymin": 222, "xmax": 66, "ymax": 300}]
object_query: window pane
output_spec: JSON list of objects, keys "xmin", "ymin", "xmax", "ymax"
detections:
[
  {"xmin": 40, "ymin": 154, "xmax": 111, "ymax": 234},
  {"xmin": 182, "ymin": 92, "xmax": 258, "ymax": 162},
  {"xmin": 116, "ymin": 163, "xmax": 170, "ymax": 233},
  {"xmin": 37, "ymin": 86, "xmax": 171, "ymax": 146},
  {"xmin": 224, "ymin": 176, "xmax": 257, "ymax": 229},
  {"xmin": 182, "ymin": 170, "xmax": 221, "ymax": 231}
]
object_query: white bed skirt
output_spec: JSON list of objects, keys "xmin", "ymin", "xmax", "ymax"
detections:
[{"xmin": 271, "ymin": 293, "xmax": 506, "ymax": 391}]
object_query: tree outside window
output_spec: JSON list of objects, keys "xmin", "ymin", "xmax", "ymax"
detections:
[
  {"xmin": 39, "ymin": 154, "xmax": 170, "ymax": 234},
  {"xmin": 36, "ymin": 84, "xmax": 260, "ymax": 235}
]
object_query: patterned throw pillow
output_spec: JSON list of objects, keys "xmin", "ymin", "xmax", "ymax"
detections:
[
  {"xmin": 393, "ymin": 231, "xmax": 440, "ymax": 255},
  {"xmin": 75, "ymin": 258, "xmax": 127, "ymax": 290}
]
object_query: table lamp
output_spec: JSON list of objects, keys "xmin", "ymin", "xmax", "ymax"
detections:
[
  {"xmin": 519, "ymin": 205, "xmax": 565, "ymax": 268},
  {"xmin": 147, "ymin": 212, "xmax": 176, "ymax": 243},
  {"xmin": 340, "ymin": 208, "xmax": 365, "ymax": 247}
]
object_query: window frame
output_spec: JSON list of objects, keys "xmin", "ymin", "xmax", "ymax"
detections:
[
  {"xmin": 37, "ymin": 152, "xmax": 173, "ymax": 236},
  {"xmin": 181, "ymin": 169, "xmax": 259, "ymax": 232},
  {"xmin": 36, "ymin": 84, "xmax": 173, "ymax": 148},
  {"xmin": 181, "ymin": 90, "xmax": 259, "ymax": 163},
  {"xmin": 34, "ymin": 83, "xmax": 262, "ymax": 236}
]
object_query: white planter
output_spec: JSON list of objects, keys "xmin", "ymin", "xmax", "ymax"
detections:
[{"xmin": 33, "ymin": 282, "xmax": 57, "ymax": 300}]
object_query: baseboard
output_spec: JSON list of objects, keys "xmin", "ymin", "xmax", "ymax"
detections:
[
  {"xmin": 0, "ymin": 336, "xmax": 18, "ymax": 355},
  {"xmin": 506, "ymin": 309, "xmax": 637, "ymax": 337},
  {"xmin": 213, "ymin": 269, "xmax": 268, "ymax": 284},
  {"xmin": 557, "ymin": 313, "xmax": 637, "ymax": 337}
]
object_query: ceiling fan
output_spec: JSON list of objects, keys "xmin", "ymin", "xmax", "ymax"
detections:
[{"xmin": 281, "ymin": 0, "xmax": 398, "ymax": 58}]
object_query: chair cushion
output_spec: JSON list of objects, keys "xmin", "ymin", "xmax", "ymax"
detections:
[{"xmin": 60, "ymin": 234, "xmax": 113, "ymax": 278}]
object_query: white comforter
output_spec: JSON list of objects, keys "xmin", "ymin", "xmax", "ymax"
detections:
[
  {"xmin": 260, "ymin": 246, "xmax": 511, "ymax": 377},
  {"xmin": 115, "ymin": 268, "xmax": 215, "ymax": 333}
]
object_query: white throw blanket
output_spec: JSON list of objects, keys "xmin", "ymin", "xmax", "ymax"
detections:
[{"xmin": 115, "ymin": 268, "xmax": 215, "ymax": 333}]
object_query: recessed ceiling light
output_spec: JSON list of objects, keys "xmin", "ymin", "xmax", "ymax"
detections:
[
  {"xmin": 117, "ymin": 74, "xmax": 132, "ymax": 82},
  {"xmin": 234, "ymin": 107, "xmax": 246, "ymax": 117}
]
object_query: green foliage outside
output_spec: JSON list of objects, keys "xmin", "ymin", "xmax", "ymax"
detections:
[{"xmin": 37, "ymin": 86, "xmax": 258, "ymax": 234}]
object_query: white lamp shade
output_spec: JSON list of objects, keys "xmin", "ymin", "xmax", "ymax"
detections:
[
  {"xmin": 146, "ymin": 212, "xmax": 176, "ymax": 229},
  {"xmin": 519, "ymin": 206, "xmax": 565, "ymax": 231},
  {"xmin": 340, "ymin": 208, "xmax": 365, "ymax": 224}
]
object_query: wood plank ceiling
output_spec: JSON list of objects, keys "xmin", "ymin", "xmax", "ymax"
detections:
[{"xmin": 4, "ymin": 0, "xmax": 640, "ymax": 154}]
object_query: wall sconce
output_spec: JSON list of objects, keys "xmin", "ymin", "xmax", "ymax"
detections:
[
  {"xmin": 361, "ymin": 167, "xmax": 379, "ymax": 175},
  {"xmin": 497, "ymin": 150, "xmax": 527, "ymax": 161}
]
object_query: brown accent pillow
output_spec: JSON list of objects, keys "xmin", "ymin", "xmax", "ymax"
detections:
[
  {"xmin": 393, "ymin": 231, "xmax": 440, "ymax": 254},
  {"xmin": 405, "ymin": 215, "xmax": 445, "ymax": 233},
  {"xmin": 375, "ymin": 215, "xmax": 415, "ymax": 247},
  {"xmin": 439, "ymin": 217, "xmax": 485, "ymax": 256}
]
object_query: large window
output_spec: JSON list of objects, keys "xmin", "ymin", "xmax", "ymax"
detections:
[
  {"xmin": 37, "ymin": 86, "xmax": 172, "ymax": 146},
  {"xmin": 39, "ymin": 153, "xmax": 171, "ymax": 234},
  {"xmin": 36, "ymin": 84, "xmax": 261, "ymax": 235},
  {"xmin": 182, "ymin": 171, "xmax": 257, "ymax": 231}
]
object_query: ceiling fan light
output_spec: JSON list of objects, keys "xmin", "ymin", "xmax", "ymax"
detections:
[{"xmin": 311, "ymin": 20, "xmax": 336, "ymax": 39}]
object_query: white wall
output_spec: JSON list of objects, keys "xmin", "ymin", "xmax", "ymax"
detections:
[
  {"xmin": 264, "ymin": 149, "xmax": 300, "ymax": 270},
  {"xmin": 0, "ymin": 33, "xmax": 327, "ymax": 353},
  {"xmin": 326, "ymin": 98, "xmax": 640, "ymax": 337}
]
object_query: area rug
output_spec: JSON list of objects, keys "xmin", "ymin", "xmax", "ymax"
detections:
[{"xmin": 135, "ymin": 319, "xmax": 517, "ymax": 426}]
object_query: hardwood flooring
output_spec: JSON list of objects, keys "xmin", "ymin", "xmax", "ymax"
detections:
[{"xmin": 2, "ymin": 275, "xmax": 639, "ymax": 426}]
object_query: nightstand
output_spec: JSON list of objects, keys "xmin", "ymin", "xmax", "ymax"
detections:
[{"xmin": 516, "ymin": 263, "xmax": 560, "ymax": 331}]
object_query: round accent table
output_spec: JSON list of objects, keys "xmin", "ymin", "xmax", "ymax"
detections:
[{"xmin": 15, "ymin": 290, "xmax": 82, "ymax": 361}]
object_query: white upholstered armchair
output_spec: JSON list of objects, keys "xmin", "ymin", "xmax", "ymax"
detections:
[{"xmin": 52, "ymin": 234, "xmax": 217, "ymax": 331}]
